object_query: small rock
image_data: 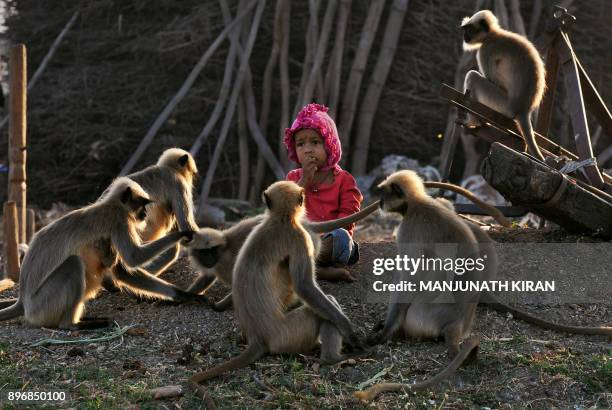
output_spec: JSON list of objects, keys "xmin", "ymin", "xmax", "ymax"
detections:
[{"xmin": 150, "ymin": 385, "xmax": 183, "ymax": 400}]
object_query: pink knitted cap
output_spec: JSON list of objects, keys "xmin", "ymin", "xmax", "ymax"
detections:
[{"xmin": 284, "ymin": 103, "xmax": 342, "ymax": 172}]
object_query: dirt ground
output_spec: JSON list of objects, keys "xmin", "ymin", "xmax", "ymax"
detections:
[{"xmin": 0, "ymin": 216, "xmax": 610, "ymax": 409}]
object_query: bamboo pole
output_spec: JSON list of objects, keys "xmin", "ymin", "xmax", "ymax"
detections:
[
  {"xmin": 120, "ymin": 0, "xmax": 259, "ymax": 176},
  {"xmin": 8, "ymin": 44, "xmax": 27, "ymax": 244},
  {"xmin": 3, "ymin": 201, "xmax": 20, "ymax": 281}
]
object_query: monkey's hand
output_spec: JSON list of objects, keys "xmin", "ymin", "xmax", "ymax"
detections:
[{"xmin": 179, "ymin": 230, "xmax": 195, "ymax": 245}]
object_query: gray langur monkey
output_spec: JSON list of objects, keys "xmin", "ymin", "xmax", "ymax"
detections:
[
  {"xmin": 461, "ymin": 10, "xmax": 546, "ymax": 161},
  {"xmin": 437, "ymin": 197, "xmax": 612, "ymax": 337},
  {"xmin": 0, "ymin": 178, "xmax": 198, "ymax": 330},
  {"xmin": 100, "ymin": 148, "xmax": 199, "ymax": 293},
  {"xmin": 187, "ymin": 200, "xmax": 381, "ymax": 311},
  {"xmin": 189, "ymin": 181, "xmax": 366, "ymax": 384},
  {"xmin": 355, "ymin": 170, "xmax": 487, "ymax": 402}
]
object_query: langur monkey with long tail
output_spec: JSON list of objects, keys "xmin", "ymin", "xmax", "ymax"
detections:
[
  {"xmin": 0, "ymin": 178, "xmax": 197, "ymax": 330},
  {"xmin": 188, "ymin": 201, "xmax": 380, "ymax": 311},
  {"xmin": 355, "ymin": 173, "xmax": 612, "ymax": 402},
  {"xmin": 189, "ymin": 181, "xmax": 366, "ymax": 384},
  {"xmin": 461, "ymin": 10, "xmax": 546, "ymax": 161}
]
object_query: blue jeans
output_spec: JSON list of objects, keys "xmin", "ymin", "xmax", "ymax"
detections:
[{"xmin": 321, "ymin": 228, "xmax": 360, "ymax": 266}]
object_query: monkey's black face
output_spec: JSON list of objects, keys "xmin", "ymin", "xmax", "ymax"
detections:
[
  {"xmin": 191, "ymin": 247, "xmax": 220, "ymax": 268},
  {"xmin": 462, "ymin": 19, "xmax": 489, "ymax": 44},
  {"xmin": 378, "ymin": 183, "xmax": 407, "ymax": 215},
  {"xmin": 137, "ymin": 206, "xmax": 148, "ymax": 221}
]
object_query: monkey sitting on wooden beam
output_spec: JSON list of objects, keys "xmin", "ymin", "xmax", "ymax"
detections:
[
  {"xmin": 0, "ymin": 178, "xmax": 200, "ymax": 330},
  {"xmin": 187, "ymin": 200, "xmax": 381, "ymax": 311},
  {"xmin": 189, "ymin": 181, "xmax": 368, "ymax": 384},
  {"xmin": 461, "ymin": 10, "xmax": 546, "ymax": 162}
]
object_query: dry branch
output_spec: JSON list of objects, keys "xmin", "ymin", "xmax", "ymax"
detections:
[
  {"xmin": 338, "ymin": 0, "xmax": 385, "ymax": 167},
  {"xmin": 189, "ymin": 0, "xmax": 244, "ymax": 157},
  {"xmin": 323, "ymin": 0, "xmax": 351, "ymax": 119},
  {"xmin": 300, "ymin": 0, "xmax": 337, "ymax": 109},
  {"xmin": 251, "ymin": 0, "xmax": 287, "ymax": 202},
  {"xmin": 197, "ymin": 0, "xmax": 266, "ymax": 209},
  {"xmin": 238, "ymin": 96, "xmax": 249, "ymax": 200},
  {"xmin": 351, "ymin": 0, "xmax": 409, "ymax": 175},
  {"xmin": 120, "ymin": 0, "xmax": 259, "ymax": 176},
  {"xmin": 292, "ymin": 0, "xmax": 320, "ymax": 119}
]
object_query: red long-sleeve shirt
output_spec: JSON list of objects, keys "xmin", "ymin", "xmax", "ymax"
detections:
[{"xmin": 287, "ymin": 167, "xmax": 363, "ymax": 236}]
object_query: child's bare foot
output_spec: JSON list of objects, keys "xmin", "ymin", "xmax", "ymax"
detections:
[{"xmin": 316, "ymin": 266, "xmax": 356, "ymax": 282}]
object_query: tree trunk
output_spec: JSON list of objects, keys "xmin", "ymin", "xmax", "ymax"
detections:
[
  {"xmin": 482, "ymin": 143, "xmax": 612, "ymax": 238},
  {"xmin": 350, "ymin": 0, "xmax": 409, "ymax": 176},
  {"xmin": 338, "ymin": 0, "xmax": 385, "ymax": 167}
]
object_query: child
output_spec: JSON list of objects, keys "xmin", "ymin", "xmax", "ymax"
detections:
[{"xmin": 284, "ymin": 103, "xmax": 362, "ymax": 282}]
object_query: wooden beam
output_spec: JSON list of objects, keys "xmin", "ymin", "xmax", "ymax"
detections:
[
  {"xmin": 8, "ymin": 44, "xmax": 27, "ymax": 244},
  {"xmin": 482, "ymin": 143, "xmax": 612, "ymax": 238},
  {"xmin": 576, "ymin": 58, "xmax": 612, "ymax": 144},
  {"xmin": 557, "ymin": 31, "xmax": 604, "ymax": 188},
  {"xmin": 535, "ymin": 34, "xmax": 560, "ymax": 137}
]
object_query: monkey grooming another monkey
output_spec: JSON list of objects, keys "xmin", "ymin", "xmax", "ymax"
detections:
[
  {"xmin": 188, "ymin": 200, "xmax": 381, "ymax": 311},
  {"xmin": 0, "ymin": 178, "xmax": 197, "ymax": 330},
  {"xmin": 355, "ymin": 171, "xmax": 488, "ymax": 402},
  {"xmin": 100, "ymin": 148, "xmax": 199, "ymax": 293},
  {"xmin": 189, "ymin": 181, "xmax": 366, "ymax": 384},
  {"xmin": 461, "ymin": 10, "xmax": 546, "ymax": 161}
]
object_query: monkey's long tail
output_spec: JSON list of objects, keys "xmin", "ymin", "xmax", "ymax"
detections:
[
  {"xmin": 189, "ymin": 343, "xmax": 266, "ymax": 384},
  {"xmin": 306, "ymin": 200, "xmax": 381, "ymax": 233},
  {"xmin": 353, "ymin": 336, "xmax": 480, "ymax": 403},
  {"xmin": 423, "ymin": 181, "xmax": 511, "ymax": 227},
  {"xmin": 0, "ymin": 299, "xmax": 24, "ymax": 320},
  {"xmin": 515, "ymin": 114, "xmax": 545, "ymax": 162},
  {"xmin": 483, "ymin": 292, "xmax": 612, "ymax": 336}
]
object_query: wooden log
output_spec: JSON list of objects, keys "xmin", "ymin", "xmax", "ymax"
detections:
[
  {"xmin": 482, "ymin": 143, "xmax": 612, "ymax": 238},
  {"xmin": 3, "ymin": 201, "xmax": 20, "ymax": 281},
  {"xmin": 8, "ymin": 44, "xmax": 27, "ymax": 245},
  {"xmin": 26, "ymin": 207, "xmax": 36, "ymax": 243}
]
